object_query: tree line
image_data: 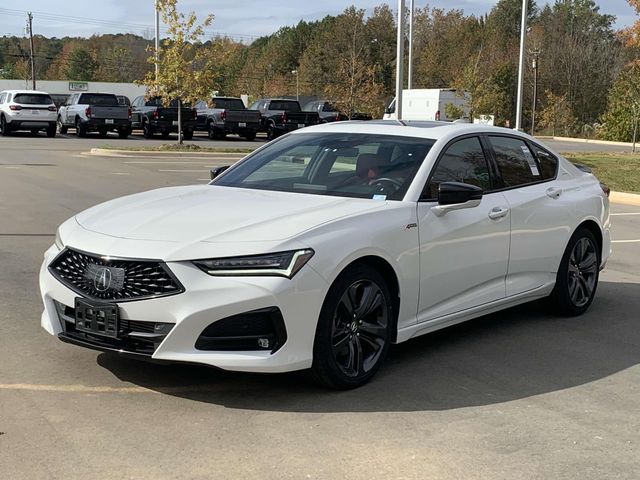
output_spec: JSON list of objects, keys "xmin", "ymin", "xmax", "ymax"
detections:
[{"xmin": 1, "ymin": 0, "xmax": 639, "ymax": 141}]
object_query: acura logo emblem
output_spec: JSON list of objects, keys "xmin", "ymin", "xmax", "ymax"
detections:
[
  {"xmin": 85, "ymin": 264, "xmax": 125, "ymax": 293},
  {"xmin": 94, "ymin": 267, "xmax": 112, "ymax": 292}
]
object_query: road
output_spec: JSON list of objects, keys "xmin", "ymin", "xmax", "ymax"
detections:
[{"xmin": 1, "ymin": 136, "xmax": 639, "ymax": 480}]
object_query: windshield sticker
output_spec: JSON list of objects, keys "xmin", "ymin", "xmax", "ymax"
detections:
[
  {"xmin": 521, "ymin": 145, "xmax": 540, "ymax": 176},
  {"xmin": 373, "ymin": 195, "xmax": 387, "ymax": 201}
]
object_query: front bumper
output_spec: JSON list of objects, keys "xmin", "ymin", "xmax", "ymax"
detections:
[{"xmin": 40, "ymin": 244, "xmax": 327, "ymax": 373}]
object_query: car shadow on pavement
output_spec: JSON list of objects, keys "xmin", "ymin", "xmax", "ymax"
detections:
[{"xmin": 97, "ymin": 280, "xmax": 640, "ymax": 412}]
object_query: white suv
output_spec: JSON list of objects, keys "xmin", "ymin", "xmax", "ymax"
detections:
[{"xmin": 0, "ymin": 90, "xmax": 58, "ymax": 137}]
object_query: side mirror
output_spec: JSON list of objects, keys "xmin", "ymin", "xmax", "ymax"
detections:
[
  {"xmin": 210, "ymin": 165, "xmax": 230, "ymax": 180},
  {"xmin": 432, "ymin": 182, "xmax": 483, "ymax": 216}
]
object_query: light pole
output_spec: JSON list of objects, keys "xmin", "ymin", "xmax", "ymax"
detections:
[
  {"xmin": 395, "ymin": 0, "xmax": 405, "ymax": 120},
  {"xmin": 408, "ymin": 0, "xmax": 414, "ymax": 90},
  {"xmin": 531, "ymin": 49, "xmax": 540, "ymax": 136},
  {"xmin": 291, "ymin": 70, "xmax": 299, "ymax": 101},
  {"xmin": 515, "ymin": 0, "xmax": 528, "ymax": 131},
  {"xmin": 154, "ymin": 0, "xmax": 160, "ymax": 82}
]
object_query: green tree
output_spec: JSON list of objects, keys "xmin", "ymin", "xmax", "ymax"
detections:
[
  {"xmin": 537, "ymin": 90, "xmax": 577, "ymax": 136},
  {"xmin": 138, "ymin": 0, "xmax": 220, "ymax": 143},
  {"xmin": 600, "ymin": 63, "xmax": 640, "ymax": 142},
  {"xmin": 63, "ymin": 47, "xmax": 96, "ymax": 81}
]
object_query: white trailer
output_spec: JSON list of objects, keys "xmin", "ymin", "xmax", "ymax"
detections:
[{"xmin": 383, "ymin": 88, "xmax": 470, "ymax": 121}]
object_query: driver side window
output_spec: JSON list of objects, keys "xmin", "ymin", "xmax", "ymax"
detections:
[{"xmin": 425, "ymin": 137, "xmax": 491, "ymax": 199}]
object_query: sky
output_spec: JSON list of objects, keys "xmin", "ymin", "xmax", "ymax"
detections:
[{"xmin": 0, "ymin": 0, "xmax": 636, "ymax": 41}]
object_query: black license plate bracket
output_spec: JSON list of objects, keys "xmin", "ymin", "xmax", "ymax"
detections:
[{"xmin": 74, "ymin": 298, "xmax": 119, "ymax": 338}]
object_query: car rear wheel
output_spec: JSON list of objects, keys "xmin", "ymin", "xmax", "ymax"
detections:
[
  {"xmin": 183, "ymin": 130, "xmax": 193, "ymax": 140},
  {"xmin": 1, "ymin": 116, "xmax": 11, "ymax": 136},
  {"xmin": 117, "ymin": 127, "xmax": 129, "ymax": 139},
  {"xmin": 266, "ymin": 123, "xmax": 277, "ymax": 141},
  {"xmin": 548, "ymin": 227, "xmax": 600, "ymax": 316},
  {"xmin": 143, "ymin": 122, "xmax": 154, "ymax": 139},
  {"xmin": 57, "ymin": 116, "xmax": 67, "ymax": 134},
  {"xmin": 46, "ymin": 123, "xmax": 56, "ymax": 138},
  {"xmin": 98, "ymin": 129, "xmax": 108, "ymax": 138},
  {"xmin": 311, "ymin": 264, "xmax": 394, "ymax": 389},
  {"xmin": 75, "ymin": 119, "xmax": 87, "ymax": 137},
  {"xmin": 245, "ymin": 131, "xmax": 256, "ymax": 141}
]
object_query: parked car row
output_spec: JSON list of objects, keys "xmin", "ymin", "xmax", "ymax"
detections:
[{"xmin": 1, "ymin": 89, "xmax": 371, "ymax": 140}]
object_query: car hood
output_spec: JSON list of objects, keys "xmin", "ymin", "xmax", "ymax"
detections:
[{"xmin": 75, "ymin": 185, "xmax": 383, "ymax": 244}]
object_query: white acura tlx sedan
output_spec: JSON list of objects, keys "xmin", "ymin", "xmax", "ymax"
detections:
[{"xmin": 40, "ymin": 121, "xmax": 611, "ymax": 388}]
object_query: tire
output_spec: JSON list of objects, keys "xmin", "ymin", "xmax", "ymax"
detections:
[
  {"xmin": 98, "ymin": 129, "xmax": 108, "ymax": 138},
  {"xmin": 46, "ymin": 124, "xmax": 56, "ymax": 138},
  {"xmin": 143, "ymin": 122, "xmax": 154, "ymax": 139},
  {"xmin": 548, "ymin": 227, "xmax": 600, "ymax": 316},
  {"xmin": 57, "ymin": 116, "xmax": 67, "ymax": 134},
  {"xmin": 75, "ymin": 119, "xmax": 87, "ymax": 138},
  {"xmin": 161, "ymin": 131, "xmax": 170, "ymax": 139},
  {"xmin": 0, "ymin": 115, "xmax": 10, "ymax": 136},
  {"xmin": 207, "ymin": 122, "xmax": 217, "ymax": 140},
  {"xmin": 245, "ymin": 131, "xmax": 256, "ymax": 141},
  {"xmin": 311, "ymin": 264, "xmax": 394, "ymax": 389},
  {"xmin": 117, "ymin": 128, "xmax": 129, "ymax": 139},
  {"xmin": 266, "ymin": 123, "xmax": 277, "ymax": 141},
  {"xmin": 183, "ymin": 130, "xmax": 193, "ymax": 140},
  {"xmin": 30, "ymin": 129, "xmax": 39, "ymax": 136}
]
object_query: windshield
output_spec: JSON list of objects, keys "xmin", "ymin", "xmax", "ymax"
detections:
[
  {"xmin": 79, "ymin": 94, "xmax": 118, "ymax": 106},
  {"xmin": 213, "ymin": 132, "xmax": 435, "ymax": 200},
  {"xmin": 270, "ymin": 101, "xmax": 301, "ymax": 112},
  {"xmin": 211, "ymin": 98, "xmax": 246, "ymax": 110},
  {"xmin": 13, "ymin": 93, "xmax": 53, "ymax": 105}
]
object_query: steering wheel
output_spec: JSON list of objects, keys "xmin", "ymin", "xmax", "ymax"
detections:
[{"xmin": 372, "ymin": 177, "xmax": 403, "ymax": 191}]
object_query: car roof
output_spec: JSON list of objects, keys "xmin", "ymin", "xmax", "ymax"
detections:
[
  {"xmin": 1, "ymin": 90, "xmax": 52, "ymax": 95},
  {"xmin": 294, "ymin": 120, "xmax": 537, "ymax": 144}
]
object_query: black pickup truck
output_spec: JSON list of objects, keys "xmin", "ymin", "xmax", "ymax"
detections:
[
  {"xmin": 249, "ymin": 98, "xmax": 320, "ymax": 140},
  {"xmin": 130, "ymin": 96, "xmax": 197, "ymax": 139},
  {"xmin": 195, "ymin": 97, "xmax": 262, "ymax": 141},
  {"xmin": 302, "ymin": 100, "xmax": 373, "ymax": 122}
]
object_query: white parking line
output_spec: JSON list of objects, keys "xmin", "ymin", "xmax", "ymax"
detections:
[
  {"xmin": 158, "ymin": 169, "xmax": 209, "ymax": 173},
  {"xmin": 611, "ymin": 213, "xmax": 640, "ymax": 216},
  {"xmin": 612, "ymin": 240, "xmax": 640, "ymax": 244},
  {"xmin": 110, "ymin": 172, "xmax": 131, "ymax": 175}
]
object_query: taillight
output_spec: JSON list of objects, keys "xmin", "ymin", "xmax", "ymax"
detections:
[
  {"xmin": 281, "ymin": 112, "xmax": 287, "ymax": 123},
  {"xmin": 435, "ymin": 110, "xmax": 441, "ymax": 121},
  {"xmin": 336, "ymin": 113, "xmax": 340, "ymax": 121},
  {"xmin": 9, "ymin": 105, "xmax": 21, "ymax": 111},
  {"xmin": 85, "ymin": 107, "xmax": 92, "ymax": 118},
  {"xmin": 128, "ymin": 108, "xmax": 132, "ymax": 119},
  {"xmin": 220, "ymin": 110, "xmax": 226, "ymax": 121},
  {"xmin": 48, "ymin": 106, "xmax": 57, "ymax": 112},
  {"xmin": 193, "ymin": 109, "xmax": 197, "ymax": 120},
  {"xmin": 152, "ymin": 110, "xmax": 159, "ymax": 119},
  {"xmin": 600, "ymin": 183, "xmax": 610, "ymax": 197}
]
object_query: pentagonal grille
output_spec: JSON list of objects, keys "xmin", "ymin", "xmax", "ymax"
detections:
[{"xmin": 49, "ymin": 248, "xmax": 183, "ymax": 302}]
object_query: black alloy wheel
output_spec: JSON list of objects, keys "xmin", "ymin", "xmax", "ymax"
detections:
[
  {"xmin": 549, "ymin": 228, "xmax": 600, "ymax": 316},
  {"xmin": 75, "ymin": 119, "xmax": 87, "ymax": 137},
  {"xmin": 57, "ymin": 116, "xmax": 67, "ymax": 134},
  {"xmin": 0, "ymin": 115, "xmax": 10, "ymax": 136},
  {"xmin": 143, "ymin": 122, "xmax": 154, "ymax": 139},
  {"xmin": 266, "ymin": 123, "xmax": 277, "ymax": 141},
  {"xmin": 312, "ymin": 264, "xmax": 394, "ymax": 389}
]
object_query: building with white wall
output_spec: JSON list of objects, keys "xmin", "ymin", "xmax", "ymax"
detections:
[{"xmin": 0, "ymin": 80, "xmax": 147, "ymax": 100}]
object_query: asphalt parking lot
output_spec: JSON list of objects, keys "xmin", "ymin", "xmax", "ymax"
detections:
[{"xmin": 1, "ymin": 135, "xmax": 639, "ymax": 479}]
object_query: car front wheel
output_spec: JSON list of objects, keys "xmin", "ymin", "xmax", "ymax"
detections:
[
  {"xmin": 312, "ymin": 264, "xmax": 394, "ymax": 389},
  {"xmin": 549, "ymin": 227, "xmax": 600, "ymax": 316}
]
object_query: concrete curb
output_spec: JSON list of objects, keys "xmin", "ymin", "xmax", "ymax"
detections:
[
  {"xmin": 611, "ymin": 191, "xmax": 640, "ymax": 206},
  {"xmin": 537, "ymin": 136, "xmax": 636, "ymax": 149},
  {"xmin": 88, "ymin": 148, "xmax": 252, "ymax": 157}
]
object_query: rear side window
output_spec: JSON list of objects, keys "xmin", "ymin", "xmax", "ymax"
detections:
[
  {"xmin": 426, "ymin": 136, "xmax": 491, "ymax": 198},
  {"xmin": 211, "ymin": 98, "xmax": 245, "ymax": 110},
  {"xmin": 269, "ymin": 101, "xmax": 301, "ymax": 112},
  {"xmin": 530, "ymin": 144, "xmax": 558, "ymax": 180},
  {"xmin": 79, "ymin": 94, "xmax": 118, "ymax": 106},
  {"xmin": 13, "ymin": 93, "xmax": 53, "ymax": 105},
  {"xmin": 488, "ymin": 136, "xmax": 542, "ymax": 187}
]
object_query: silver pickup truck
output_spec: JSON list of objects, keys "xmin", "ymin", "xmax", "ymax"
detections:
[
  {"xmin": 57, "ymin": 92, "xmax": 131, "ymax": 138},
  {"xmin": 195, "ymin": 97, "xmax": 262, "ymax": 141}
]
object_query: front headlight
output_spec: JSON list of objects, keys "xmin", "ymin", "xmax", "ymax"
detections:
[
  {"xmin": 192, "ymin": 249, "xmax": 314, "ymax": 279},
  {"xmin": 54, "ymin": 227, "xmax": 64, "ymax": 250}
]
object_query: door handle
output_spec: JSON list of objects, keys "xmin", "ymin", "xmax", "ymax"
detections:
[
  {"xmin": 488, "ymin": 207, "xmax": 510, "ymax": 220},
  {"xmin": 546, "ymin": 187, "xmax": 563, "ymax": 199}
]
